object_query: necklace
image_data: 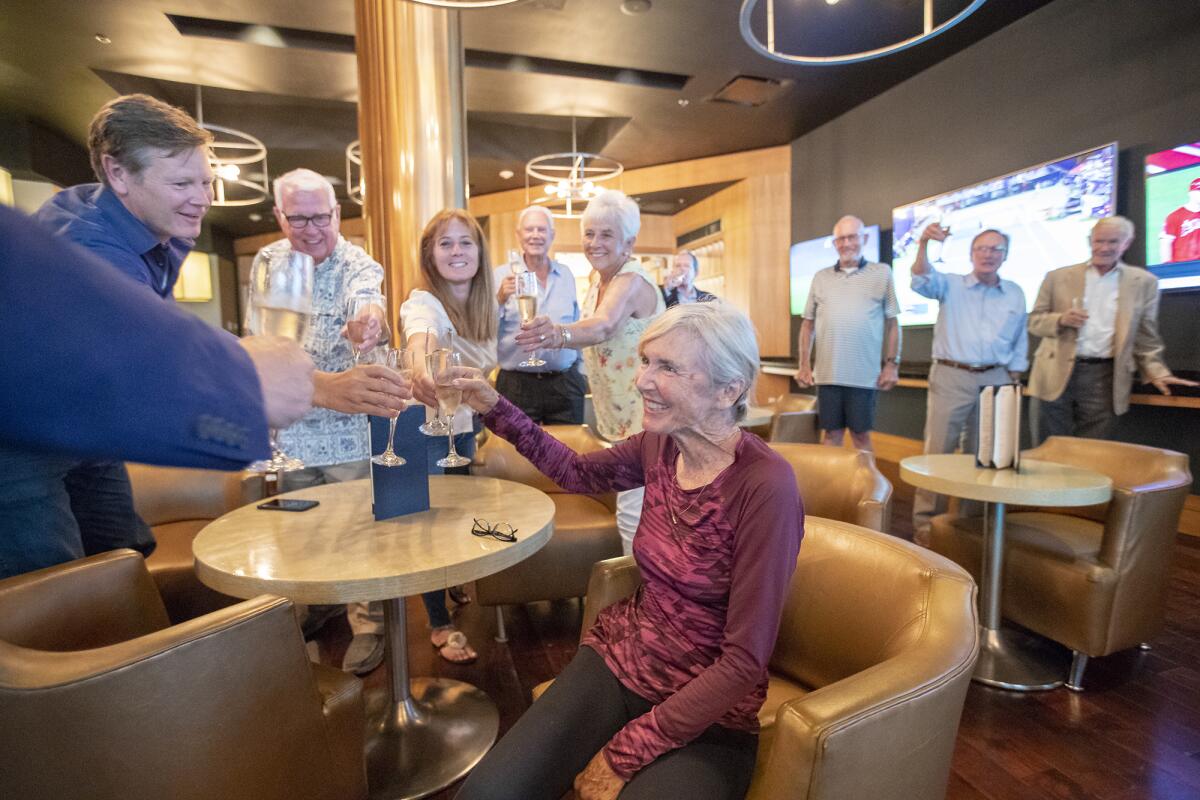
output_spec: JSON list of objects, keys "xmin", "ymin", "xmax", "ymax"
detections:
[
  {"xmin": 669, "ymin": 482, "xmax": 711, "ymax": 526},
  {"xmin": 669, "ymin": 430, "xmax": 740, "ymax": 526}
]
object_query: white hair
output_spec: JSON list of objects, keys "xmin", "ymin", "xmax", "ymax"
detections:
[
  {"xmin": 641, "ymin": 300, "xmax": 759, "ymax": 422},
  {"xmin": 273, "ymin": 168, "xmax": 336, "ymax": 209},
  {"xmin": 517, "ymin": 204, "xmax": 555, "ymax": 232},
  {"xmin": 1093, "ymin": 215, "xmax": 1135, "ymax": 242},
  {"xmin": 581, "ymin": 189, "xmax": 641, "ymax": 242}
]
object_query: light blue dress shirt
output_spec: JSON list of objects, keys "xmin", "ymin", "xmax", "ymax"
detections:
[
  {"xmin": 912, "ymin": 268, "xmax": 1029, "ymax": 371},
  {"xmin": 495, "ymin": 260, "xmax": 580, "ymax": 372}
]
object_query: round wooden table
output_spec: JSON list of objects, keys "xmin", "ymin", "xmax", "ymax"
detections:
[
  {"xmin": 900, "ymin": 455, "xmax": 1111, "ymax": 691},
  {"xmin": 194, "ymin": 475, "xmax": 555, "ymax": 800}
]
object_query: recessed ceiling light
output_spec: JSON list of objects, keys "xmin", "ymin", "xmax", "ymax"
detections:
[
  {"xmin": 620, "ymin": 0, "xmax": 651, "ymax": 16},
  {"xmin": 94, "ymin": 34, "xmax": 112, "ymax": 44},
  {"xmin": 499, "ymin": 169, "xmax": 514, "ymax": 180},
  {"xmin": 677, "ymin": 98, "xmax": 689, "ymax": 107},
  {"xmin": 248, "ymin": 212, "xmax": 263, "ymax": 222}
]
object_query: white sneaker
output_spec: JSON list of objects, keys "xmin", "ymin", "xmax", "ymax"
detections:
[{"xmin": 342, "ymin": 633, "xmax": 385, "ymax": 675}]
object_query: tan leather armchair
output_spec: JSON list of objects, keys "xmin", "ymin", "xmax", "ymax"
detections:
[
  {"xmin": 469, "ymin": 425, "xmax": 622, "ymax": 641},
  {"xmin": 768, "ymin": 442, "xmax": 893, "ymax": 532},
  {"xmin": 0, "ymin": 549, "xmax": 366, "ymax": 800},
  {"xmin": 930, "ymin": 436, "xmax": 1191, "ymax": 690},
  {"xmin": 559, "ymin": 518, "xmax": 979, "ymax": 800},
  {"xmin": 768, "ymin": 393, "xmax": 820, "ymax": 443},
  {"xmin": 127, "ymin": 463, "xmax": 265, "ymax": 622}
]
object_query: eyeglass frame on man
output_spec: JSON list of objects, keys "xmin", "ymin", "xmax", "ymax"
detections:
[
  {"xmin": 284, "ymin": 212, "xmax": 335, "ymax": 229},
  {"xmin": 971, "ymin": 244, "xmax": 1008, "ymax": 254}
]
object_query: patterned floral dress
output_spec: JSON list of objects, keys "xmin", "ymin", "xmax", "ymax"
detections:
[{"xmin": 581, "ymin": 260, "xmax": 666, "ymax": 441}]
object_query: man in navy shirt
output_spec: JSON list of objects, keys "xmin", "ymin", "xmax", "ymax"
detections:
[{"xmin": 4, "ymin": 94, "xmax": 218, "ymax": 577}]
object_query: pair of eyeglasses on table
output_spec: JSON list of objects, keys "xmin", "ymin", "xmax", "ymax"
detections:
[{"xmin": 471, "ymin": 518, "xmax": 517, "ymax": 542}]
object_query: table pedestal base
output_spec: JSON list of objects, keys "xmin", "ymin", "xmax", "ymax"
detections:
[
  {"xmin": 973, "ymin": 626, "xmax": 1068, "ymax": 691},
  {"xmin": 364, "ymin": 678, "xmax": 499, "ymax": 800}
]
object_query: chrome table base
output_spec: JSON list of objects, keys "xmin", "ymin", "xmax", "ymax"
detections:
[
  {"xmin": 365, "ymin": 598, "xmax": 498, "ymax": 800},
  {"xmin": 974, "ymin": 626, "xmax": 1068, "ymax": 691}
]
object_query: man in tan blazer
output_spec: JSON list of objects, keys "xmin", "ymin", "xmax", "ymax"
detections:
[{"xmin": 1028, "ymin": 216, "xmax": 1195, "ymax": 440}]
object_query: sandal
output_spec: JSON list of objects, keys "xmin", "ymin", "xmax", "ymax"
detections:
[
  {"xmin": 448, "ymin": 585, "xmax": 471, "ymax": 606},
  {"xmin": 431, "ymin": 626, "xmax": 477, "ymax": 665}
]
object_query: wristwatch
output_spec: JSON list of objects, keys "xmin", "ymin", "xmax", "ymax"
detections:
[{"xmin": 884, "ymin": 357, "xmax": 901, "ymax": 365}]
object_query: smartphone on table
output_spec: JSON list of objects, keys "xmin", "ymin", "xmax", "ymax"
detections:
[{"xmin": 257, "ymin": 499, "xmax": 320, "ymax": 512}]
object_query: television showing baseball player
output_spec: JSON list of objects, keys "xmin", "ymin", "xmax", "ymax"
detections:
[
  {"xmin": 891, "ymin": 142, "xmax": 1118, "ymax": 326},
  {"xmin": 1145, "ymin": 139, "xmax": 1200, "ymax": 291},
  {"xmin": 789, "ymin": 224, "xmax": 880, "ymax": 316}
]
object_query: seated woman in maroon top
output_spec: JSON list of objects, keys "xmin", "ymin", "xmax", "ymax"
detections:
[{"xmin": 440, "ymin": 301, "xmax": 804, "ymax": 800}]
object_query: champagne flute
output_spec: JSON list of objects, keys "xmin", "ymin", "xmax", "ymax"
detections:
[
  {"xmin": 346, "ymin": 293, "xmax": 389, "ymax": 364},
  {"xmin": 509, "ymin": 248, "xmax": 525, "ymax": 274},
  {"xmin": 419, "ymin": 328, "xmax": 451, "ymax": 436},
  {"xmin": 246, "ymin": 250, "xmax": 314, "ymax": 472},
  {"xmin": 371, "ymin": 348, "xmax": 411, "ymax": 467},
  {"xmin": 434, "ymin": 349, "xmax": 471, "ymax": 468},
  {"xmin": 516, "ymin": 270, "xmax": 546, "ymax": 368}
]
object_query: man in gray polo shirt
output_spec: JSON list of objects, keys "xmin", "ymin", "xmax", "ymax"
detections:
[{"xmin": 795, "ymin": 215, "xmax": 901, "ymax": 451}]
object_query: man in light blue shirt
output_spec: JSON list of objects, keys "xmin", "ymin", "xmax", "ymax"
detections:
[
  {"xmin": 911, "ymin": 223, "xmax": 1029, "ymax": 540},
  {"xmin": 494, "ymin": 205, "xmax": 586, "ymax": 423}
]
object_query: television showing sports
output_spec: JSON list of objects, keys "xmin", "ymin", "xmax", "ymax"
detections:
[
  {"xmin": 789, "ymin": 224, "xmax": 881, "ymax": 316},
  {"xmin": 891, "ymin": 143, "xmax": 1117, "ymax": 326},
  {"xmin": 1145, "ymin": 139, "xmax": 1200, "ymax": 291}
]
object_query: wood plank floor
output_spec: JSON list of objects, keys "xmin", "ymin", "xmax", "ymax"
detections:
[{"xmin": 312, "ymin": 461, "xmax": 1200, "ymax": 800}]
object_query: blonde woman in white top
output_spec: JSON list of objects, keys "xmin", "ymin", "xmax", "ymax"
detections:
[
  {"xmin": 518, "ymin": 190, "xmax": 664, "ymax": 554},
  {"xmin": 401, "ymin": 209, "xmax": 498, "ymax": 665}
]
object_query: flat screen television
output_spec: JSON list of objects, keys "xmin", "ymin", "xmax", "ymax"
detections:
[
  {"xmin": 891, "ymin": 143, "xmax": 1118, "ymax": 325},
  {"xmin": 789, "ymin": 224, "xmax": 881, "ymax": 316},
  {"xmin": 1145, "ymin": 139, "xmax": 1200, "ymax": 291}
]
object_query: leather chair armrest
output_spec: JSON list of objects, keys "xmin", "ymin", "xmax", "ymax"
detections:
[
  {"xmin": 751, "ymin": 642, "xmax": 978, "ymax": 800},
  {"xmin": 0, "ymin": 549, "xmax": 170, "ymax": 650},
  {"xmin": 580, "ymin": 556, "xmax": 641, "ymax": 636},
  {"xmin": 313, "ymin": 663, "xmax": 368, "ymax": 800},
  {"xmin": 854, "ymin": 499, "xmax": 890, "ymax": 534}
]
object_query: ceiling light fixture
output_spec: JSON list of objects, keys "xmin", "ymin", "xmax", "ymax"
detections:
[
  {"xmin": 345, "ymin": 140, "xmax": 365, "ymax": 206},
  {"xmin": 499, "ymin": 169, "xmax": 515, "ymax": 180},
  {"xmin": 525, "ymin": 117, "xmax": 623, "ymax": 220},
  {"xmin": 94, "ymin": 33, "xmax": 112, "ymax": 44},
  {"xmin": 739, "ymin": 0, "xmax": 987, "ymax": 66},
  {"xmin": 194, "ymin": 86, "xmax": 269, "ymax": 206},
  {"xmin": 404, "ymin": 0, "xmax": 524, "ymax": 8}
]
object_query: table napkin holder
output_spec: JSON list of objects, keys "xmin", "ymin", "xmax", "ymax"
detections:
[
  {"xmin": 368, "ymin": 406, "xmax": 430, "ymax": 520},
  {"xmin": 976, "ymin": 383, "xmax": 1021, "ymax": 471}
]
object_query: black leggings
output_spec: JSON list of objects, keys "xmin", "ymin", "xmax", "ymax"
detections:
[{"xmin": 455, "ymin": 646, "xmax": 758, "ymax": 800}]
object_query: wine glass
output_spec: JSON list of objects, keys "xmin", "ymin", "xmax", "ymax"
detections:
[
  {"xmin": 433, "ymin": 349, "xmax": 471, "ymax": 468},
  {"xmin": 346, "ymin": 293, "xmax": 389, "ymax": 364},
  {"xmin": 515, "ymin": 271, "xmax": 546, "ymax": 368},
  {"xmin": 246, "ymin": 250, "xmax": 314, "ymax": 472},
  {"xmin": 371, "ymin": 348, "xmax": 412, "ymax": 467},
  {"xmin": 419, "ymin": 328, "xmax": 451, "ymax": 436},
  {"xmin": 508, "ymin": 248, "xmax": 525, "ymax": 274}
]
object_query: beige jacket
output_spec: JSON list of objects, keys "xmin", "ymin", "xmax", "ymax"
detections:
[{"xmin": 1027, "ymin": 261, "xmax": 1170, "ymax": 415}]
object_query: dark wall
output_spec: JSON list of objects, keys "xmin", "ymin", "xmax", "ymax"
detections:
[{"xmin": 789, "ymin": 0, "xmax": 1200, "ymax": 489}]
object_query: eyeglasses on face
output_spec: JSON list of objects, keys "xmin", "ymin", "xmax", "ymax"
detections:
[
  {"xmin": 972, "ymin": 245, "xmax": 1007, "ymax": 255},
  {"xmin": 285, "ymin": 213, "xmax": 334, "ymax": 229},
  {"xmin": 471, "ymin": 518, "xmax": 517, "ymax": 542},
  {"xmin": 832, "ymin": 234, "xmax": 864, "ymax": 244}
]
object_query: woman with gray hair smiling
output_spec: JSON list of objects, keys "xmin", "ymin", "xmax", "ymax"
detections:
[
  {"xmin": 517, "ymin": 189, "xmax": 665, "ymax": 554},
  {"xmin": 451, "ymin": 300, "xmax": 804, "ymax": 800}
]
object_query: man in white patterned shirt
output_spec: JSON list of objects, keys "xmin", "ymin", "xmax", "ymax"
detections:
[
  {"xmin": 254, "ymin": 168, "xmax": 403, "ymax": 674},
  {"xmin": 794, "ymin": 215, "xmax": 901, "ymax": 451}
]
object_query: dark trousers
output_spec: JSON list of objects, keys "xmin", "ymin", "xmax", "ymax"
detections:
[
  {"xmin": 1038, "ymin": 360, "xmax": 1117, "ymax": 443},
  {"xmin": 422, "ymin": 427, "xmax": 478, "ymax": 628},
  {"xmin": 496, "ymin": 366, "xmax": 587, "ymax": 425},
  {"xmin": 455, "ymin": 646, "xmax": 758, "ymax": 800},
  {"xmin": 0, "ymin": 446, "xmax": 153, "ymax": 579}
]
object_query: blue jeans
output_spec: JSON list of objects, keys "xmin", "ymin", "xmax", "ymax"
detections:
[
  {"xmin": 0, "ymin": 445, "xmax": 153, "ymax": 579},
  {"xmin": 421, "ymin": 425, "xmax": 478, "ymax": 628}
]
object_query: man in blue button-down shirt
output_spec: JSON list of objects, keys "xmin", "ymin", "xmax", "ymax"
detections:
[
  {"xmin": 911, "ymin": 223, "xmax": 1029, "ymax": 541},
  {"xmin": 494, "ymin": 205, "xmax": 587, "ymax": 423}
]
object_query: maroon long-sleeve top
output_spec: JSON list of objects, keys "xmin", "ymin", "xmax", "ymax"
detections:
[{"xmin": 484, "ymin": 396, "xmax": 804, "ymax": 779}]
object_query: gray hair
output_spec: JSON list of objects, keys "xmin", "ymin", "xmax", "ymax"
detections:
[
  {"xmin": 640, "ymin": 300, "xmax": 759, "ymax": 422},
  {"xmin": 1093, "ymin": 215, "xmax": 1135, "ymax": 242},
  {"xmin": 971, "ymin": 228, "xmax": 1011, "ymax": 251},
  {"xmin": 581, "ymin": 189, "xmax": 641, "ymax": 242},
  {"xmin": 273, "ymin": 168, "xmax": 336, "ymax": 209},
  {"xmin": 517, "ymin": 204, "xmax": 555, "ymax": 232}
]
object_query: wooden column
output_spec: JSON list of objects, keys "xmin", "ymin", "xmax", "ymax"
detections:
[{"xmin": 353, "ymin": 0, "xmax": 468, "ymax": 331}]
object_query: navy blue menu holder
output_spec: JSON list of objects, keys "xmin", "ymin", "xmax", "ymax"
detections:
[{"xmin": 368, "ymin": 406, "xmax": 430, "ymax": 521}]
